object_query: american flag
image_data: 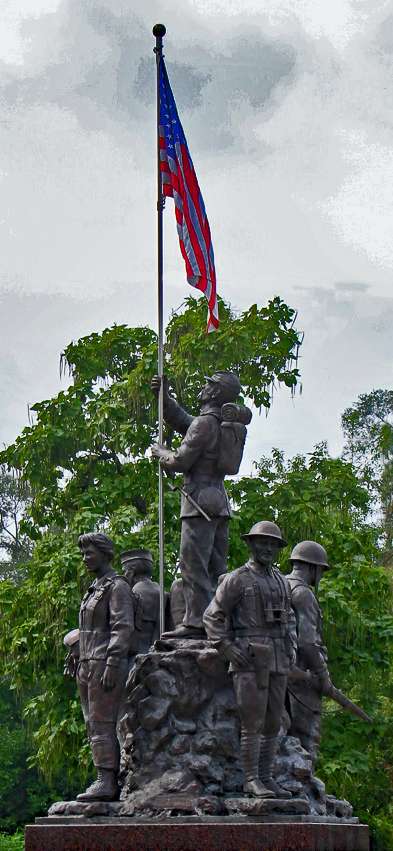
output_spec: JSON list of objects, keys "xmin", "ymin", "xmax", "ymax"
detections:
[{"xmin": 159, "ymin": 59, "xmax": 219, "ymax": 332}]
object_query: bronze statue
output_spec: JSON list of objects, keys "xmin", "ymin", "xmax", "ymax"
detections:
[
  {"xmin": 169, "ymin": 574, "xmax": 186, "ymax": 629},
  {"xmin": 204, "ymin": 521, "xmax": 296, "ymax": 799},
  {"xmin": 76, "ymin": 533, "xmax": 134, "ymax": 801},
  {"xmin": 120, "ymin": 548, "xmax": 160, "ymax": 658},
  {"xmin": 286, "ymin": 540, "xmax": 332, "ymax": 764},
  {"xmin": 151, "ymin": 371, "xmax": 250, "ymax": 637}
]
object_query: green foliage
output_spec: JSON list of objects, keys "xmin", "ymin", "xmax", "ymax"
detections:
[
  {"xmin": 0, "ymin": 687, "xmax": 53, "ymax": 833},
  {"xmin": 0, "ymin": 834, "xmax": 24, "ymax": 851},
  {"xmin": 0, "ymin": 466, "xmax": 31, "ymax": 582},
  {"xmin": 342, "ymin": 390, "xmax": 393, "ymax": 564}
]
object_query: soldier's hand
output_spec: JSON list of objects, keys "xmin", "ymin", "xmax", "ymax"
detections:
[
  {"xmin": 151, "ymin": 375, "xmax": 169, "ymax": 397},
  {"xmin": 100, "ymin": 665, "xmax": 117, "ymax": 691},
  {"xmin": 222, "ymin": 644, "xmax": 249, "ymax": 667},
  {"xmin": 319, "ymin": 671, "xmax": 333, "ymax": 696},
  {"xmin": 289, "ymin": 648, "xmax": 297, "ymax": 669},
  {"xmin": 63, "ymin": 651, "xmax": 78, "ymax": 678},
  {"xmin": 151, "ymin": 443, "xmax": 166, "ymax": 460}
]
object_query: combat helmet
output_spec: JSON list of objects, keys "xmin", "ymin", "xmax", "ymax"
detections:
[
  {"xmin": 290, "ymin": 540, "xmax": 330, "ymax": 569},
  {"xmin": 204, "ymin": 371, "xmax": 241, "ymax": 401},
  {"xmin": 242, "ymin": 520, "xmax": 287, "ymax": 548}
]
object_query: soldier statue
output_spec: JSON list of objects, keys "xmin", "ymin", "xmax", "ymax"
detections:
[
  {"xmin": 169, "ymin": 574, "xmax": 186, "ymax": 630},
  {"xmin": 286, "ymin": 540, "xmax": 332, "ymax": 764},
  {"xmin": 75, "ymin": 533, "xmax": 134, "ymax": 801},
  {"xmin": 151, "ymin": 371, "xmax": 250, "ymax": 637},
  {"xmin": 204, "ymin": 521, "xmax": 296, "ymax": 798},
  {"xmin": 120, "ymin": 548, "xmax": 160, "ymax": 659}
]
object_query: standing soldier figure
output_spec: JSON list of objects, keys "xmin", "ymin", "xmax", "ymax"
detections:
[
  {"xmin": 204, "ymin": 521, "xmax": 296, "ymax": 798},
  {"xmin": 76, "ymin": 533, "xmax": 134, "ymax": 801},
  {"xmin": 120, "ymin": 548, "xmax": 160, "ymax": 659},
  {"xmin": 151, "ymin": 372, "xmax": 250, "ymax": 637},
  {"xmin": 287, "ymin": 541, "xmax": 332, "ymax": 764}
]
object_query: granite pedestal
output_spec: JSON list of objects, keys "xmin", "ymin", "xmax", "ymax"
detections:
[{"xmin": 25, "ymin": 816, "xmax": 370, "ymax": 850}]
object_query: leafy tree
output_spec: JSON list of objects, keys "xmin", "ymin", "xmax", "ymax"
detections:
[
  {"xmin": 0, "ymin": 467, "xmax": 31, "ymax": 582},
  {"xmin": 342, "ymin": 390, "xmax": 393, "ymax": 562},
  {"xmin": 0, "ymin": 685, "xmax": 67, "ymax": 835}
]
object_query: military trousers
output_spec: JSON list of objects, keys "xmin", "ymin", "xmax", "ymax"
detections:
[
  {"xmin": 288, "ymin": 682, "xmax": 322, "ymax": 763},
  {"xmin": 77, "ymin": 659, "xmax": 128, "ymax": 771},
  {"xmin": 233, "ymin": 671, "xmax": 287, "ymax": 736},
  {"xmin": 180, "ymin": 515, "xmax": 229, "ymax": 629}
]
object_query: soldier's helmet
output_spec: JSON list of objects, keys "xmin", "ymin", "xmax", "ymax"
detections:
[
  {"xmin": 204, "ymin": 371, "xmax": 241, "ymax": 402},
  {"xmin": 242, "ymin": 520, "xmax": 287, "ymax": 547},
  {"xmin": 290, "ymin": 540, "xmax": 330, "ymax": 569}
]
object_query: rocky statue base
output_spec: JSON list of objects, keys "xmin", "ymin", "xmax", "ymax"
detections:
[{"xmin": 32, "ymin": 641, "xmax": 369, "ymax": 849}]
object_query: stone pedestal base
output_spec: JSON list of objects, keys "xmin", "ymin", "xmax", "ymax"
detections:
[{"xmin": 25, "ymin": 818, "xmax": 370, "ymax": 850}]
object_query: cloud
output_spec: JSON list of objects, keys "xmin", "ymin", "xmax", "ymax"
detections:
[
  {"xmin": 0, "ymin": 0, "xmax": 298, "ymax": 151},
  {"xmin": 2, "ymin": 0, "xmax": 393, "ymax": 459}
]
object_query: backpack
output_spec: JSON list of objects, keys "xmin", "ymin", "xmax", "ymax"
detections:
[{"xmin": 217, "ymin": 403, "xmax": 252, "ymax": 475}]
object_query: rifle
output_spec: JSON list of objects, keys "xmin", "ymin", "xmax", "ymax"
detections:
[
  {"xmin": 288, "ymin": 666, "xmax": 372, "ymax": 724},
  {"xmin": 166, "ymin": 480, "xmax": 212, "ymax": 522}
]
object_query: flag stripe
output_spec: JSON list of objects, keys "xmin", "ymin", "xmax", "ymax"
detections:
[{"xmin": 158, "ymin": 59, "xmax": 218, "ymax": 332}]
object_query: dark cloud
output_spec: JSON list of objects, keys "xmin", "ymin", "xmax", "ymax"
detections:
[
  {"xmin": 1, "ymin": 0, "xmax": 297, "ymax": 150},
  {"xmin": 334, "ymin": 281, "xmax": 370, "ymax": 292}
]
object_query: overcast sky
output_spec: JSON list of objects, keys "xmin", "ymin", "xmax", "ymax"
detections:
[{"xmin": 1, "ymin": 0, "xmax": 393, "ymax": 468}]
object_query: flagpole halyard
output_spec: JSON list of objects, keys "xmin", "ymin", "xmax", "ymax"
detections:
[{"xmin": 153, "ymin": 23, "xmax": 166, "ymax": 636}]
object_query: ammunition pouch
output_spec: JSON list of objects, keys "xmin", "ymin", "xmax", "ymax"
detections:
[{"xmin": 248, "ymin": 642, "xmax": 274, "ymax": 689}]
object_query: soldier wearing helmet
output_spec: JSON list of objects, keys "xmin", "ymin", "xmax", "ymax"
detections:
[
  {"xmin": 120, "ymin": 549, "xmax": 160, "ymax": 657},
  {"xmin": 151, "ymin": 371, "xmax": 249, "ymax": 637},
  {"xmin": 286, "ymin": 540, "xmax": 332, "ymax": 764},
  {"xmin": 204, "ymin": 521, "xmax": 297, "ymax": 799}
]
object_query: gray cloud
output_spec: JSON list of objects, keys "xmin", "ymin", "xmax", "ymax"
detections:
[{"xmin": 0, "ymin": 0, "xmax": 297, "ymax": 150}]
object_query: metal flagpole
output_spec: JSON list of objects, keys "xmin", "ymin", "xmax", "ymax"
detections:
[{"xmin": 153, "ymin": 23, "xmax": 166, "ymax": 636}]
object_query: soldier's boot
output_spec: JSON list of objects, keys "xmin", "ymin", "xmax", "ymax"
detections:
[
  {"xmin": 241, "ymin": 731, "xmax": 275, "ymax": 798},
  {"xmin": 77, "ymin": 768, "xmax": 119, "ymax": 801},
  {"xmin": 161, "ymin": 624, "xmax": 206, "ymax": 640},
  {"xmin": 259, "ymin": 734, "xmax": 291, "ymax": 799},
  {"xmin": 77, "ymin": 734, "xmax": 120, "ymax": 801}
]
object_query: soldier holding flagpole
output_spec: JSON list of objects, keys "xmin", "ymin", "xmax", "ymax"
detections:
[{"xmin": 152, "ymin": 23, "xmax": 220, "ymax": 634}]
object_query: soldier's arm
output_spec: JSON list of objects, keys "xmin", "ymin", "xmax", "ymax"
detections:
[
  {"xmin": 203, "ymin": 573, "xmax": 241, "ymax": 646},
  {"xmin": 106, "ymin": 579, "xmax": 135, "ymax": 667},
  {"xmin": 292, "ymin": 586, "xmax": 328, "ymax": 674},
  {"xmin": 159, "ymin": 416, "xmax": 214, "ymax": 474},
  {"xmin": 287, "ymin": 603, "xmax": 298, "ymax": 664},
  {"xmin": 163, "ymin": 396, "xmax": 194, "ymax": 436}
]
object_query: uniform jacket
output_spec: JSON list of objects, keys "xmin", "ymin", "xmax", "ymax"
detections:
[
  {"xmin": 203, "ymin": 561, "xmax": 297, "ymax": 674},
  {"xmin": 129, "ymin": 577, "xmax": 160, "ymax": 655},
  {"xmin": 287, "ymin": 574, "xmax": 328, "ymax": 674},
  {"xmin": 160, "ymin": 396, "xmax": 231, "ymax": 519},
  {"xmin": 79, "ymin": 572, "xmax": 134, "ymax": 666}
]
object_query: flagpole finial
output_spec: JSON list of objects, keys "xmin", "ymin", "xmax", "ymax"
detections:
[{"xmin": 153, "ymin": 24, "xmax": 166, "ymax": 38}]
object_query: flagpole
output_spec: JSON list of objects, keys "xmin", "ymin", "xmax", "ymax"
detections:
[{"xmin": 153, "ymin": 23, "xmax": 166, "ymax": 636}]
